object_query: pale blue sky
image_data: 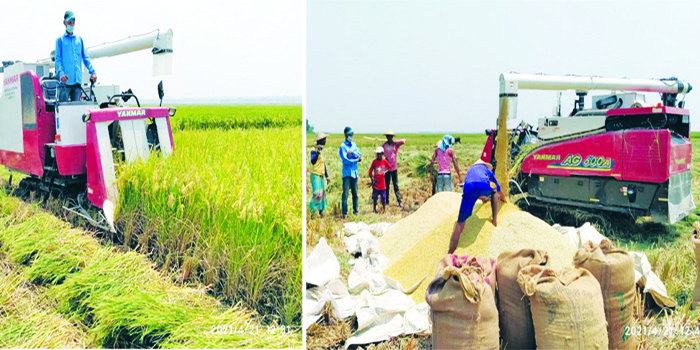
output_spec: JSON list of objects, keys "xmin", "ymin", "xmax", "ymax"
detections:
[
  {"xmin": 1, "ymin": 0, "xmax": 303, "ymax": 102},
  {"xmin": 307, "ymin": 0, "xmax": 700, "ymax": 134}
]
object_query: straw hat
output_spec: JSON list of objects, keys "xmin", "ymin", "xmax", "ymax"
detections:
[
  {"xmin": 375, "ymin": 147, "xmax": 384, "ymax": 154},
  {"xmin": 314, "ymin": 132, "xmax": 328, "ymax": 141},
  {"xmin": 383, "ymin": 129, "xmax": 396, "ymax": 136},
  {"xmin": 474, "ymin": 158, "xmax": 493, "ymax": 170}
]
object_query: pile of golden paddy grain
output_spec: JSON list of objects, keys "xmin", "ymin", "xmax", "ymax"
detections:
[
  {"xmin": 382, "ymin": 195, "xmax": 577, "ymax": 304},
  {"xmin": 379, "ymin": 192, "xmax": 463, "ymax": 266}
]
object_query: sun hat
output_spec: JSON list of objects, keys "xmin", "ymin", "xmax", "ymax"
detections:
[
  {"xmin": 384, "ymin": 129, "xmax": 396, "ymax": 136},
  {"xmin": 474, "ymin": 158, "xmax": 493, "ymax": 170},
  {"xmin": 314, "ymin": 132, "xmax": 328, "ymax": 141},
  {"xmin": 375, "ymin": 147, "xmax": 384, "ymax": 154}
]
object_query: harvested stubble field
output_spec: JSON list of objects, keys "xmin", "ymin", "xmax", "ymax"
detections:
[
  {"xmin": 0, "ymin": 105, "xmax": 302, "ymax": 348},
  {"xmin": 306, "ymin": 132, "xmax": 700, "ymax": 349}
]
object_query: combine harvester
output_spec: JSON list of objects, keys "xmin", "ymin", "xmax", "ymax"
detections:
[
  {"xmin": 0, "ymin": 29, "xmax": 176, "ymax": 232},
  {"xmin": 482, "ymin": 73, "xmax": 694, "ymax": 224}
]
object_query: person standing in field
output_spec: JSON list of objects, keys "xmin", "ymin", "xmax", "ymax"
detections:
[
  {"xmin": 309, "ymin": 132, "xmax": 329, "ymax": 217},
  {"xmin": 339, "ymin": 127, "xmax": 362, "ymax": 218},
  {"xmin": 55, "ymin": 11, "xmax": 97, "ymax": 102},
  {"xmin": 382, "ymin": 129, "xmax": 405, "ymax": 207},
  {"xmin": 448, "ymin": 159, "xmax": 506, "ymax": 254},
  {"xmin": 430, "ymin": 135, "xmax": 462, "ymax": 193},
  {"xmin": 369, "ymin": 147, "xmax": 391, "ymax": 213}
]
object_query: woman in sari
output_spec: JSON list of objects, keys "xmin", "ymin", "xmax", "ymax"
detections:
[{"xmin": 309, "ymin": 132, "xmax": 329, "ymax": 216}]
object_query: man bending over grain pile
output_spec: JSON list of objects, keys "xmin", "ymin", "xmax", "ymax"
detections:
[{"xmin": 448, "ymin": 159, "xmax": 505, "ymax": 254}]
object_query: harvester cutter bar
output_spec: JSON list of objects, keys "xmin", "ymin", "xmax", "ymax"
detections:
[{"xmin": 62, "ymin": 199, "xmax": 113, "ymax": 232}]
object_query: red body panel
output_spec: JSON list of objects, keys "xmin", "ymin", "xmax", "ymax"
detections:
[
  {"xmin": 85, "ymin": 123, "xmax": 107, "ymax": 207},
  {"xmin": 0, "ymin": 71, "xmax": 55, "ymax": 177},
  {"xmin": 55, "ymin": 144, "xmax": 87, "ymax": 175},
  {"xmin": 606, "ymin": 106, "xmax": 690, "ymax": 117},
  {"xmin": 522, "ymin": 132, "xmax": 624, "ymax": 180},
  {"xmin": 522, "ymin": 129, "xmax": 690, "ymax": 184},
  {"xmin": 481, "ymin": 132, "xmax": 494, "ymax": 162}
]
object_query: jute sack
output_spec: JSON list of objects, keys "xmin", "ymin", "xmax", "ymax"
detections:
[
  {"xmin": 518, "ymin": 265, "xmax": 608, "ymax": 350},
  {"xmin": 574, "ymin": 239, "xmax": 637, "ymax": 350},
  {"xmin": 692, "ymin": 222, "xmax": 700, "ymax": 310},
  {"xmin": 496, "ymin": 249, "xmax": 549, "ymax": 350},
  {"xmin": 426, "ymin": 255, "xmax": 499, "ymax": 350},
  {"xmin": 438, "ymin": 254, "xmax": 497, "ymax": 295}
]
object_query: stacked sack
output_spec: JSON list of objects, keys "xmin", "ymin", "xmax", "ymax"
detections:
[
  {"xmin": 693, "ymin": 222, "xmax": 700, "ymax": 310},
  {"xmin": 495, "ymin": 249, "xmax": 549, "ymax": 349},
  {"xmin": 426, "ymin": 255, "xmax": 499, "ymax": 350},
  {"xmin": 574, "ymin": 239, "xmax": 637, "ymax": 349},
  {"xmin": 517, "ymin": 265, "xmax": 609, "ymax": 349}
]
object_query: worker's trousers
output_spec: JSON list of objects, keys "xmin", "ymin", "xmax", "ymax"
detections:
[
  {"xmin": 384, "ymin": 170, "xmax": 402, "ymax": 205},
  {"xmin": 59, "ymin": 84, "xmax": 82, "ymax": 102},
  {"xmin": 342, "ymin": 176, "xmax": 358, "ymax": 217}
]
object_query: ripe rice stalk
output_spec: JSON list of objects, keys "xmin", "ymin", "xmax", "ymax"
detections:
[
  {"xmin": 0, "ymin": 259, "xmax": 88, "ymax": 348},
  {"xmin": 0, "ymin": 190, "xmax": 301, "ymax": 348},
  {"xmin": 116, "ymin": 109, "xmax": 302, "ymax": 325},
  {"xmin": 173, "ymin": 105, "xmax": 301, "ymax": 131}
]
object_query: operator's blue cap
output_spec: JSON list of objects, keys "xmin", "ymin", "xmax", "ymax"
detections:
[
  {"xmin": 344, "ymin": 127, "xmax": 354, "ymax": 135},
  {"xmin": 64, "ymin": 11, "xmax": 75, "ymax": 22}
]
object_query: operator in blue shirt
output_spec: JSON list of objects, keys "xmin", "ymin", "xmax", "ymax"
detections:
[
  {"xmin": 55, "ymin": 11, "xmax": 97, "ymax": 102},
  {"xmin": 448, "ymin": 159, "xmax": 506, "ymax": 254},
  {"xmin": 339, "ymin": 126, "xmax": 362, "ymax": 218}
]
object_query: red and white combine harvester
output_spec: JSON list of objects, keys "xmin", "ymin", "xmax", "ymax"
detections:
[
  {"xmin": 0, "ymin": 30, "xmax": 176, "ymax": 231},
  {"xmin": 483, "ymin": 73, "xmax": 694, "ymax": 224}
]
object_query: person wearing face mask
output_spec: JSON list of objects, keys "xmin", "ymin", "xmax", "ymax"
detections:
[
  {"xmin": 55, "ymin": 10, "xmax": 97, "ymax": 102},
  {"xmin": 339, "ymin": 126, "xmax": 362, "ymax": 219}
]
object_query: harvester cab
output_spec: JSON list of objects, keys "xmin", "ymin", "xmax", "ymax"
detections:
[
  {"xmin": 0, "ymin": 29, "xmax": 175, "ymax": 232},
  {"xmin": 482, "ymin": 73, "xmax": 694, "ymax": 224}
]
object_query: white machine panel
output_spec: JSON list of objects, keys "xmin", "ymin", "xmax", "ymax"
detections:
[
  {"xmin": 119, "ymin": 119, "xmax": 150, "ymax": 163},
  {"xmin": 91, "ymin": 85, "xmax": 120, "ymax": 105},
  {"xmin": 95, "ymin": 121, "xmax": 119, "ymax": 232},
  {"xmin": 155, "ymin": 118, "xmax": 173, "ymax": 156},
  {"xmin": 0, "ymin": 63, "xmax": 25, "ymax": 153},
  {"xmin": 56, "ymin": 103, "xmax": 98, "ymax": 146},
  {"xmin": 538, "ymin": 115, "xmax": 607, "ymax": 140}
]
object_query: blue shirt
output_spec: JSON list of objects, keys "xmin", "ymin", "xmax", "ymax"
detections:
[
  {"xmin": 464, "ymin": 164, "xmax": 501, "ymax": 192},
  {"xmin": 55, "ymin": 32, "xmax": 95, "ymax": 85},
  {"xmin": 339, "ymin": 140, "xmax": 361, "ymax": 179}
]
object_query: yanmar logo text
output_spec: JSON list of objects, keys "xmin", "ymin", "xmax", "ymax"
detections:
[
  {"xmin": 117, "ymin": 109, "xmax": 146, "ymax": 118},
  {"xmin": 3, "ymin": 75, "xmax": 19, "ymax": 86}
]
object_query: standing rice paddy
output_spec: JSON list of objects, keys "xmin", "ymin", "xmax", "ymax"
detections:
[{"xmin": 116, "ymin": 105, "xmax": 302, "ymax": 325}]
